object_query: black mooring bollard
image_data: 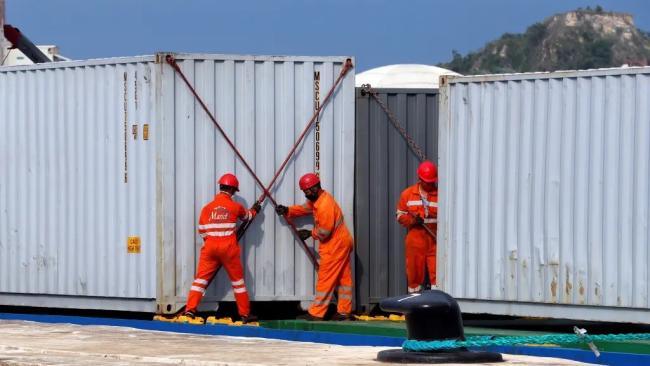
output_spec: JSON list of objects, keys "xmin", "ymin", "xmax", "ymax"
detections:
[{"xmin": 376, "ymin": 290, "xmax": 503, "ymax": 364}]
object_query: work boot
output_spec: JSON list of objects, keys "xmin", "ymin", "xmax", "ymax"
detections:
[
  {"xmin": 182, "ymin": 310, "xmax": 197, "ymax": 319},
  {"xmin": 331, "ymin": 313, "xmax": 356, "ymax": 321},
  {"xmin": 241, "ymin": 314, "xmax": 258, "ymax": 324},
  {"xmin": 296, "ymin": 313, "xmax": 323, "ymax": 321}
]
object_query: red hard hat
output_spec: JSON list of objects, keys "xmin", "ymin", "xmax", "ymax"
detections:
[
  {"xmin": 299, "ymin": 173, "xmax": 320, "ymax": 190},
  {"xmin": 218, "ymin": 173, "xmax": 239, "ymax": 191},
  {"xmin": 417, "ymin": 161, "xmax": 437, "ymax": 183}
]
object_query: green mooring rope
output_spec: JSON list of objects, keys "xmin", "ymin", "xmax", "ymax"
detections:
[{"xmin": 403, "ymin": 333, "xmax": 650, "ymax": 352}]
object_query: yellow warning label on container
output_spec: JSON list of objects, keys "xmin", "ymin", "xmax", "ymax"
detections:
[{"xmin": 127, "ymin": 236, "xmax": 141, "ymax": 254}]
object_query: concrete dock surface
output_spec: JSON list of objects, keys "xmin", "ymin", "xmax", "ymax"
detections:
[{"xmin": 0, "ymin": 320, "xmax": 597, "ymax": 365}]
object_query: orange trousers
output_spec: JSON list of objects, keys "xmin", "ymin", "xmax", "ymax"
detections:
[
  {"xmin": 405, "ymin": 227, "xmax": 436, "ymax": 293},
  {"xmin": 185, "ymin": 239, "xmax": 250, "ymax": 316},
  {"xmin": 309, "ymin": 234, "xmax": 353, "ymax": 318}
]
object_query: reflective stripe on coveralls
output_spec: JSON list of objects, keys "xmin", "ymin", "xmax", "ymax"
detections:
[
  {"xmin": 287, "ymin": 190, "xmax": 354, "ymax": 318},
  {"xmin": 397, "ymin": 183, "xmax": 438, "ymax": 290},
  {"xmin": 186, "ymin": 192, "xmax": 256, "ymax": 317}
]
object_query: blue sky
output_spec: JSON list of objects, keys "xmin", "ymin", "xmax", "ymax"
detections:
[{"xmin": 6, "ymin": 0, "xmax": 650, "ymax": 72}]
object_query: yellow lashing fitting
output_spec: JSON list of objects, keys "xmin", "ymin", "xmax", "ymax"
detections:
[
  {"xmin": 355, "ymin": 315, "xmax": 373, "ymax": 321},
  {"xmin": 154, "ymin": 315, "xmax": 259, "ymax": 326},
  {"xmin": 174, "ymin": 315, "xmax": 205, "ymax": 325},
  {"xmin": 236, "ymin": 321, "xmax": 260, "ymax": 327},
  {"xmin": 206, "ymin": 316, "xmax": 259, "ymax": 327},
  {"xmin": 355, "ymin": 315, "xmax": 387, "ymax": 321},
  {"xmin": 153, "ymin": 315, "xmax": 175, "ymax": 322},
  {"xmin": 354, "ymin": 314, "xmax": 405, "ymax": 321},
  {"xmin": 206, "ymin": 316, "xmax": 234, "ymax": 325}
]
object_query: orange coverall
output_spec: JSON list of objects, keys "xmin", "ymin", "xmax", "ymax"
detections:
[
  {"xmin": 396, "ymin": 183, "xmax": 438, "ymax": 293},
  {"xmin": 287, "ymin": 191, "xmax": 354, "ymax": 318},
  {"xmin": 185, "ymin": 192, "xmax": 256, "ymax": 316}
]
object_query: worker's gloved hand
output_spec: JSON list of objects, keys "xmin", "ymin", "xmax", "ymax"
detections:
[
  {"xmin": 297, "ymin": 229, "xmax": 312, "ymax": 241},
  {"xmin": 413, "ymin": 215, "xmax": 424, "ymax": 226},
  {"xmin": 251, "ymin": 201, "xmax": 262, "ymax": 214},
  {"xmin": 275, "ymin": 205, "xmax": 288, "ymax": 216}
]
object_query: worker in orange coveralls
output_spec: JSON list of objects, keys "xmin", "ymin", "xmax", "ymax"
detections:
[
  {"xmin": 182, "ymin": 173, "xmax": 261, "ymax": 323},
  {"xmin": 275, "ymin": 173, "xmax": 355, "ymax": 321},
  {"xmin": 396, "ymin": 161, "xmax": 438, "ymax": 293}
]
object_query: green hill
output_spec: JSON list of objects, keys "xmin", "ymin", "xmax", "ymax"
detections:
[{"xmin": 440, "ymin": 8, "xmax": 650, "ymax": 74}]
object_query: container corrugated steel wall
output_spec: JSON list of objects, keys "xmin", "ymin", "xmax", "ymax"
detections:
[
  {"xmin": 162, "ymin": 55, "xmax": 355, "ymax": 311},
  {"xmin": 0, "ymin": 53, "xmax": 355, "ymax": 313},
  {"xmin": 0, "ymin": 0, "xmax": 5, "ymax": 63},
  {"xmin": 354, "ymin": 87, "xmax": 438, "ymax": 312},
  {"xmin": 438, "ymin": 67, "xmax": 650, "ymax": 323},
  {"xmin": 0, "ymin": 57, "xmax": 158, "ymax": 311}
]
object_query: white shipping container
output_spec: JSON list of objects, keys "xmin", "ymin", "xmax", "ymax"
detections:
[
  {"xmin": 0, "ymin": 53, "xmax": 355, "ymax": 313},
  {"xmin": 438, "ymin": 67, "xmax": 650, "ymax": 323}
]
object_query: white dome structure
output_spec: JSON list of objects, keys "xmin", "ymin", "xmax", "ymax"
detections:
[{"xmin": 355, "ymin": 64, "xmax": 460, "ymax": 89}]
